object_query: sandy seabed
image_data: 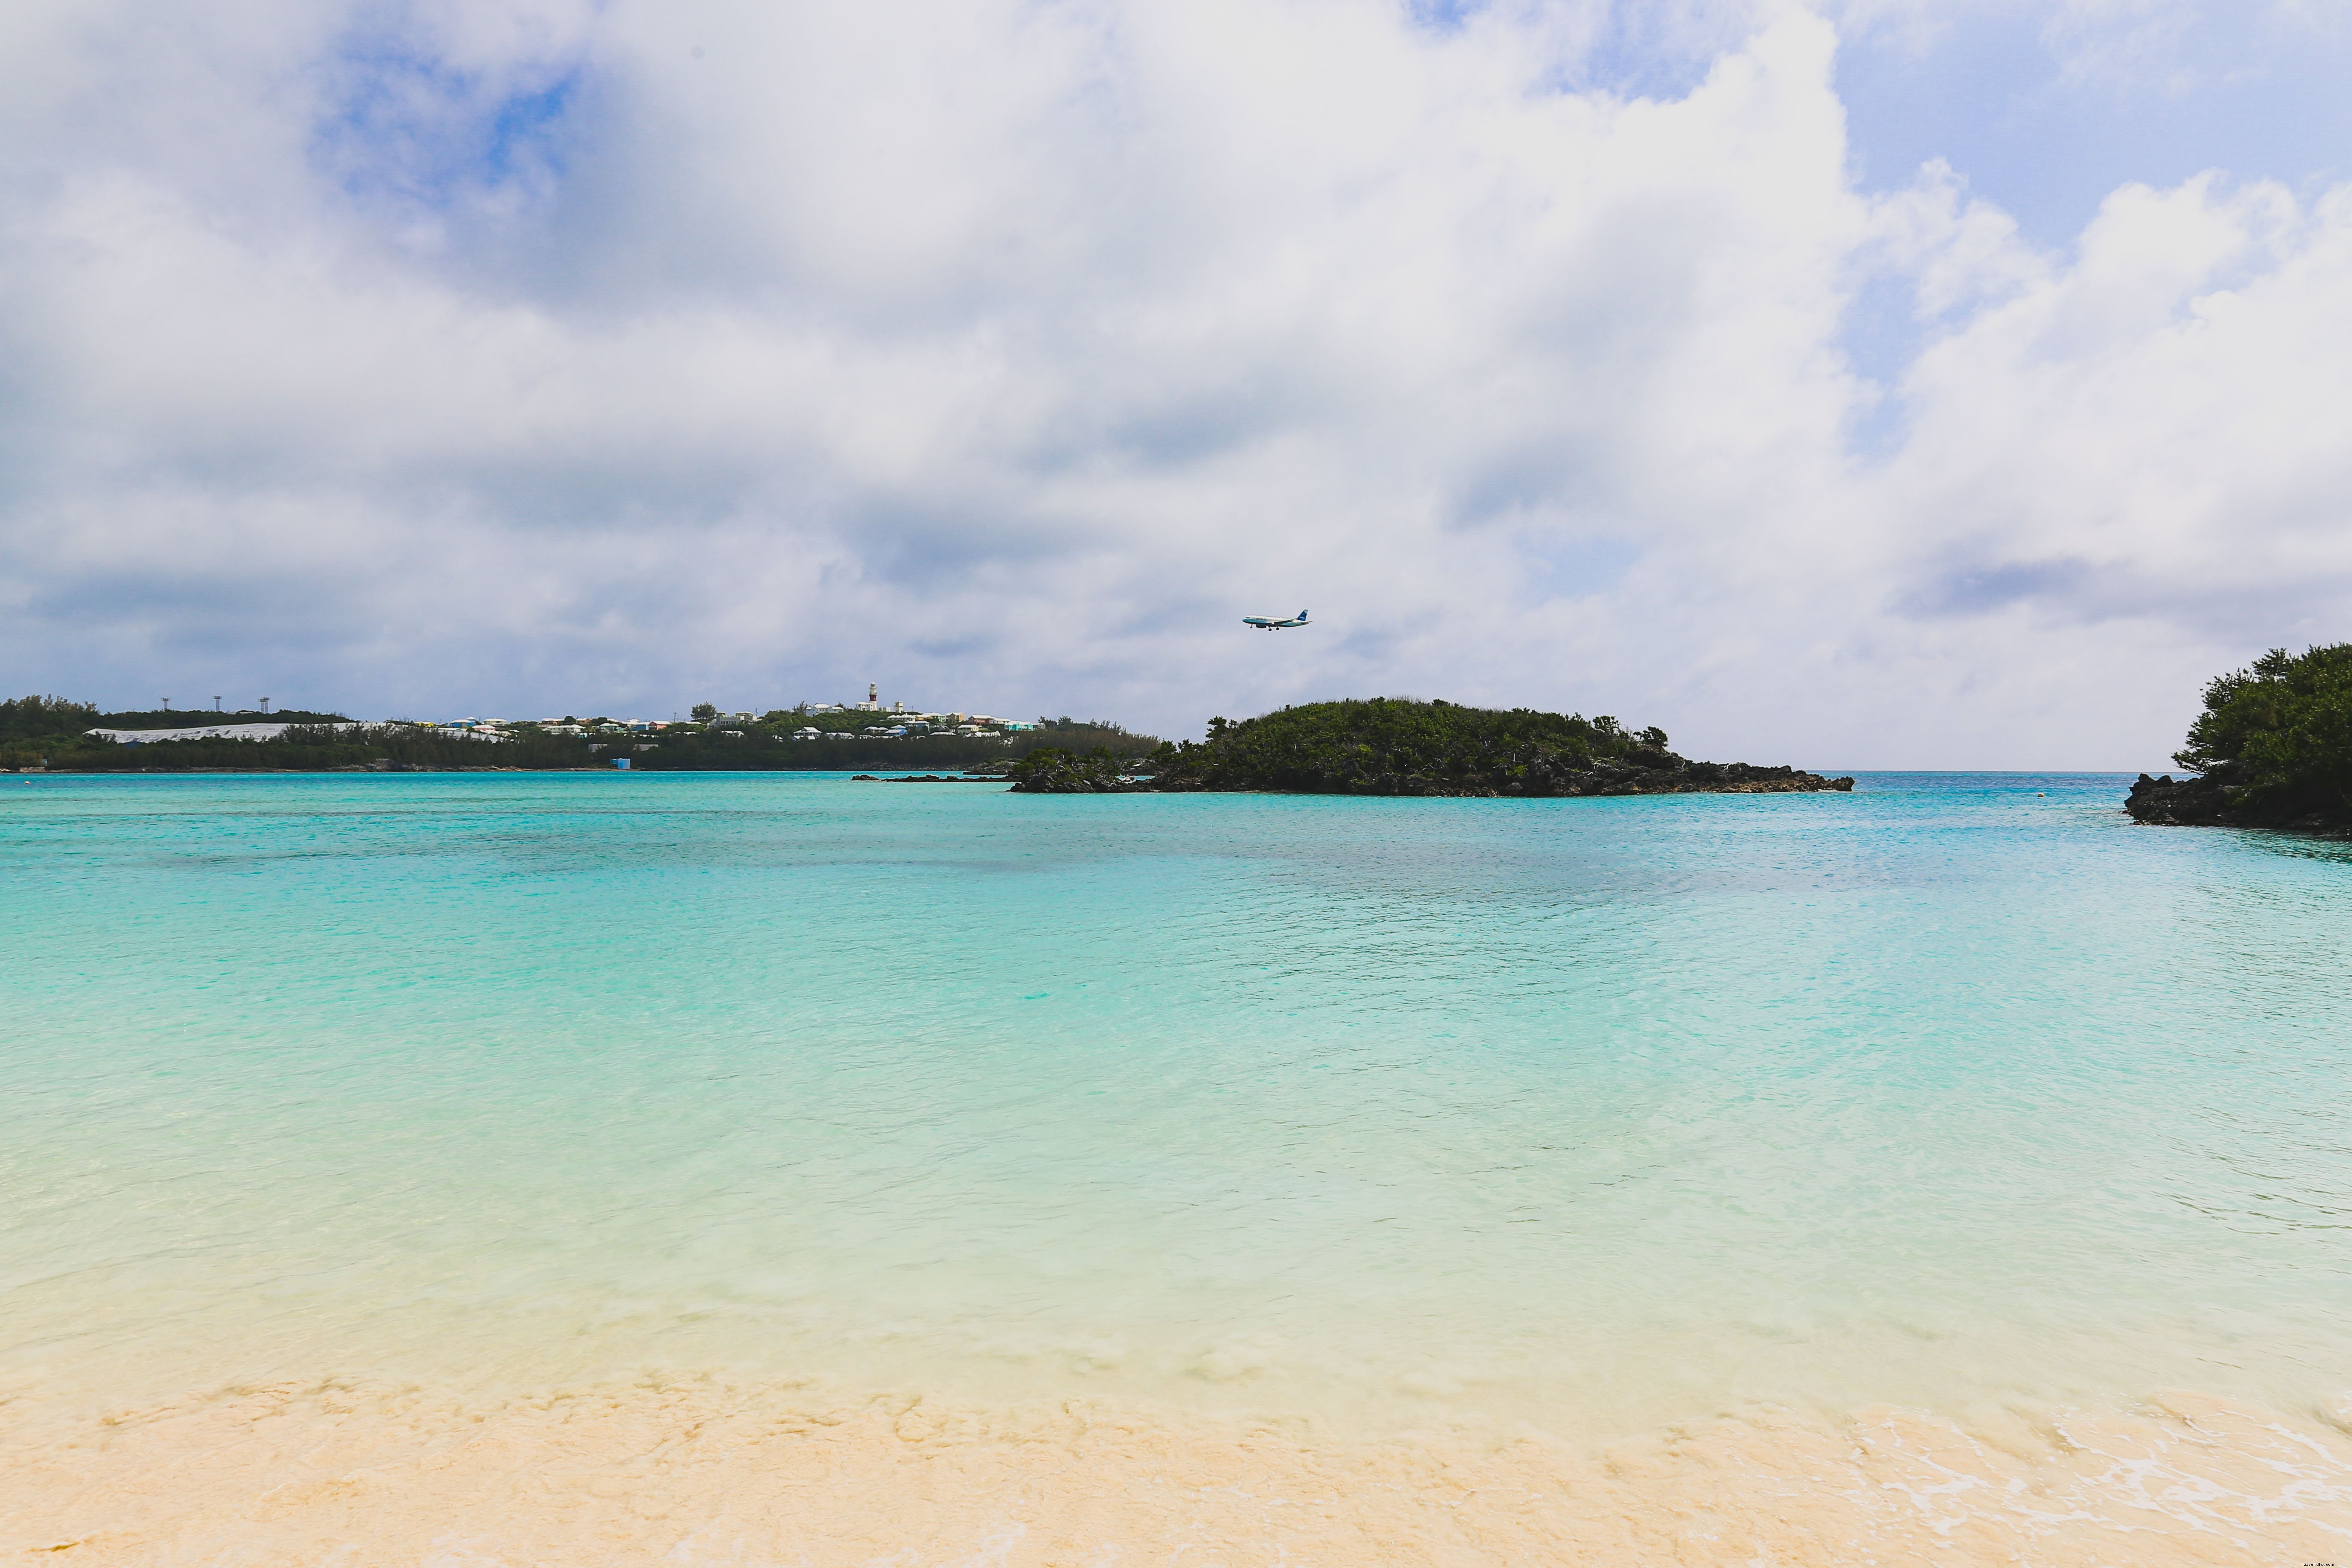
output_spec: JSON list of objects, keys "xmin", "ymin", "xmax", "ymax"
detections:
[{"xmin": 7, "ymin": 1379, "xmax": 2352, "ymax": 1566}]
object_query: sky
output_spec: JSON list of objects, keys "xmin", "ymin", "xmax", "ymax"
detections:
[{"xmin": 2, "ymin": 0, "xmax": 2348, "ymax": 766}]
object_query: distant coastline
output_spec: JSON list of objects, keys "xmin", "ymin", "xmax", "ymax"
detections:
[{"xmin": 0, "ymin": 696, "xmax": 1155, "ymax": 775}]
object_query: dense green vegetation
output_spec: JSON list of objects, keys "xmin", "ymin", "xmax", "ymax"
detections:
[
  {"xmin": 3, "ymin": 722, "xmax": 589, "ymax": 773},
  {"xmin": 2131, "ymin": 643, "xmax": 2352, "ymax": 828},
  {"xmin": 1009, "ymin": 698, "xmax": 1849, "ymax": 796},
  {"xmin": 639, "ymin": 726, "xmax": 1145, "ymax": 772},
  {"xmin": 0, "ymin": 696, "xmax": 96, "ymax": 750},
  {"xmin": 1144, "ymin": 699, "xmax": 1671, "ymax": 793},
  {"xmin": 92, "ymin": 706, "xmax": 350, "ymax": 728},
  {"xmin": 1, "ymin": 693, "xmax": 1155, "ymax": 774},
  {"xmin": 3, "ymin": 696, "xmax": 363, "ymax": 769},
  {"xmin": 1, "ymin": 696, "xmax": 349, "ymax": 737},
  {"xmin": 1006, "ymin": 746, "xmax": 1137, "ymax": 791}
]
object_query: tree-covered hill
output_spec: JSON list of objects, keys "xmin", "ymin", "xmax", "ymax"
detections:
[
  {"xmin": 1011, "ymin": 698, "xmax": 1852, "ymax": 796},
  {"xmin": 0, "ymin": 698, "xmax": 351, "ymax": 740},
  {"xmin": 0, "ymin": 696, "xmax": 97, "ymax": 745},
  {"xmin": 2126, "ymin": 643, "xmax": 2352, "ymax": 829},
  {"xmin": 88, "ymin": 706, "xmax": 352, "ymax": 729},
  {"xmin": 643, "ymin": 718, "xmax": 1150, "ymax": 772}
]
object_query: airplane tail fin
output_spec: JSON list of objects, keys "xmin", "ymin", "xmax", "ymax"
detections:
[{"xmin": 1299, "ymin": 610, "xmax": 1309, "ymax": 621}]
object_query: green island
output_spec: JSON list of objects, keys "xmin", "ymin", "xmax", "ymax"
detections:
[
  {"xmin": 0, "ymin": 697, "xmax": 1153, "ymax": 774},
  {"xmin": 2126, "ymin": 642, "xmax": 2352, "ymax": 830},
  {"xmin": 1008, "ymin": 698, "xmax": 1853, "ymax": 796}
]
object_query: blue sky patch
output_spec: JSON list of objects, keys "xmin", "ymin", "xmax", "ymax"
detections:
[{"xmin": 318, "ymin": 34, "xmax": 587, "ymax": 217}]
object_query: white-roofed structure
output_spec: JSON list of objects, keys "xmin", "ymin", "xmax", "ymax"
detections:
[{"xmin": 86, "ymin": 722, "xmax": 365, "ymax": 744}]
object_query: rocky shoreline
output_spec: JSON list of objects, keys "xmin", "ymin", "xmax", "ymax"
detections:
[
  {"xmin": 2124, "ymin": 771, "xmax": 2233, "ymax": 826},
  {"xmin": 2126, "ymin": 763, "xmax": 2349, "ymax": 832},
  {"xmin": 2127, "ymin": 644, "xmax": 2349, "ymax": 832},
  {"xmin": 1011, "ymin": 755, "xmax": 1850, "ymax": 796},
  {"xmin": 1133, "ymin": 756, "xmax": 1851, "ymax": 798}
]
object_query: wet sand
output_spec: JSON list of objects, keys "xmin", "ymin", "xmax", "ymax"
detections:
[{"xmin": 11, "ymin": 1378, "xmax": 2352, "ymax": 1565}]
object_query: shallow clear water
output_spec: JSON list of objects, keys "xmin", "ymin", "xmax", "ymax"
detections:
[{"xmin": 4, "ymin": 772, "xmax": 2349, "ymax": 1439}]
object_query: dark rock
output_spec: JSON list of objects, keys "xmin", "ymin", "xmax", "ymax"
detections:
[
  {"xmin": 1006, "ymin": 746, "xmax": 1149, "ymax": 793},
  {"xmin": 2125, "ymin": 769, "xmax": 2234, "ymax": 826}
]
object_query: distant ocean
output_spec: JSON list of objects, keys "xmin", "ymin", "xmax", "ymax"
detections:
[{"xmin": 6, "ymin": 772, "xmax": 2350, "ymax": 1562}]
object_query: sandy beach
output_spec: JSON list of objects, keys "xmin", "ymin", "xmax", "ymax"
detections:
[{"xmin": 11, "ymin": 1376, "xmax": 2352, "ymax": 1565}]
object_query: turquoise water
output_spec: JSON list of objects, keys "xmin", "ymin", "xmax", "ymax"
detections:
[{"xmin": 5, "ymin": 772, "xmax": 2349, "ymax": 1438}]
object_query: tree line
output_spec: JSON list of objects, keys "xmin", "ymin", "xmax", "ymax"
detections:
[{"xmin": 0, "ymin": 695, "xmax": 1156, "ymax": 774}]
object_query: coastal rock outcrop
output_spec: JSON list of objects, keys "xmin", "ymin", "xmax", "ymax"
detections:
[
  {"xmin": 2128, "ymin": 643, "xmax": 2349, "ymax": 831},
  {"xmin": 1012, "ymin": 699, "xmax": 1853, "ymax": 798},
  {"xmin": 1005, "ymin": 747, "xmax": 1146, "ymax": 793},
  {"xmin": 2124, "ymin": 770, "xmax": 2235, "ymax": 826}
]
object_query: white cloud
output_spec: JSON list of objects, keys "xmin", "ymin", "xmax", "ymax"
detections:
[
  {"xmin": 0, "ymin": 0, "xmax": 2346, "ymax": 763},
  {"xmin": 1881, "ymin": 174, "xmax": 2352, "ymax": 632}
]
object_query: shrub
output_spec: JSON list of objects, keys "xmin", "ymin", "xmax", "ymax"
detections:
[{"xmin": 2172, "ymin": 643, "xmax": 2352, "ymax": 825}]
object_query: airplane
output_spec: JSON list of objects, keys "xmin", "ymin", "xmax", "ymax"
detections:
[{"xmin": 1243, "ymin": 609, "xmax": 1311, "ymax": 631}]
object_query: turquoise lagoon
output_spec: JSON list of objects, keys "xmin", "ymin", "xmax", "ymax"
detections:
[{"xmin": 4, "ymin": 772, "xmax": 2349, "ymax": 1440}]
